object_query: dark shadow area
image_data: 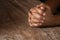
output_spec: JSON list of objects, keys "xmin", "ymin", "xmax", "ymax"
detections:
[{"xmin": 39, "ymin": 0, "xmax": 47, "ymax": 3}]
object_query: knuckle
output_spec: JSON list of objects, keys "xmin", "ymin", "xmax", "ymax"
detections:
[
  {"xmin": 43, "ymin": 13, "xmax": 46, "ymax": 16},
  {"xmin": 43, "ymin": 17, "xmax": 45, "ymax": 20},
  {"xmin": 41, "ymin": 20, "xmax": 44, "ymax": 23},
  {"xmin": 30, "ymin": 8, "xmax": 34, "ymax": 11},
  {"xmin": 28, "ymin": 13, "xmax": 31, "ymax": 17}
]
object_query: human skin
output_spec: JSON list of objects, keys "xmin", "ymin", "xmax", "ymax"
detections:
[{"xmin": 28, "ymin": 0, "xmax": 60, "ymax": 27}]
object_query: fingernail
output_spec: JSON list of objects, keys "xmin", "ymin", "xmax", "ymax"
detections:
[
  {"xmin": 40, "ymin": 6, "xmax": 44, "ymax": 9},
  {"xmin": 40, "ymin": 6, "xmax": 46, "ymax": 11}
]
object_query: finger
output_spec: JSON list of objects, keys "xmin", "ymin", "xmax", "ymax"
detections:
[
  {"xmin": 38, "ymin": 6, "xmax": 46, "ymax": 11},
  {"xmin": 28, "ymin": 17, "xmax": 33, "ymax": 27},
  {"xmin": 30, "ymin": 22, "xmax": 42, "ymax": 27},
  {"xmin": 36, "ymin": 3, "xmax": 46, "ymax": 11},
  {"xmin": 28, "ymin": 12, "xmax": 41, "ymax": 20},
  {"xmin": 43, "ymin": 12, "xmax": 46, "ymax": 16},
  {"xmin": 30, "ymin": 7, "xmax": 46, "ymax": 17},
  {"xmin": 28, "ymin": 12, "xmax": 32, "ymax": 18},
  {"xmin": 28, "ymin": 15, "xmax": 45, "ymax": 26},
  {"xmin": 31, "ymin": 24, "xmax": 39, "ymax": 27},
  {"xmin": 28, "ymin": 11, "xmax": 46, "ymax": 22},
  {"xmin": 30, "ymin": 8, "xmax": 42, "ymax": 19},
  {"xmin": 34, "ymin": 7, "xmax": 44, "ymax": 14},
  {"xmin": 34, "ymin": 7, "xmax": 46, "ymax": 17},
  {"xmin": 29, "ymin": 17, "xmax": 45, "ymax": 27},
  {"xmin": 31, "ymin": 18, "xmax": 40, "ymax": 23},
  {"xmin": 32, "ymin": 12, "xmax": 41, "ymax": 19},
  {"xmin": 31, "ymin": 17, "xmax": 45, "ymax": 23},
  {"xmin": 31, "ymin": 15, "xmax": 45, "ymax": 22},
  {"xmin": 31, "ymin": 20, "xmax": 44, "ymax": 24},
  {"xmin": 36, "ymin": 3, "xmax": 44, "ymax": 8},
  {"xmin": 35, "ymin": 8, "xmax": 46, "ymax": 16},
  {"xmin": 30, "ymin": 8, "xmax": 37, "ymax": 14},
  {"xmin": 28, "ymin": 17, "xmax": 31, "ymax": 23}
]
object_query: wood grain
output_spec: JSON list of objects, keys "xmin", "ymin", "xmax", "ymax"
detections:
[{"xmin": 0, "ymin": 0, "xmax": 60, "ymax": 40}]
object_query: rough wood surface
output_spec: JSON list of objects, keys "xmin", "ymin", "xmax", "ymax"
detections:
[
  {"xmin": 0, "ymin": 27, "xmax": 60, "ymax": 40},
  {"xmin": 0, "ymin": 0, "xmax": 60, "ymax": 40}
]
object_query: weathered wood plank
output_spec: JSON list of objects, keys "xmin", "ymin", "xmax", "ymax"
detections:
[{"xmin": 0, "ymin": 27, "xmax": 60, "ymax": 40}]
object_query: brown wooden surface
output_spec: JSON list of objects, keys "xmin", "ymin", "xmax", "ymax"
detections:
[
  {"xmin": 0, "ymin": 26, "xmax": 60, "ymax": 40},
  {"xmin": 0, "ymin": 0, "xmax": 60, "ymax": 40}
]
